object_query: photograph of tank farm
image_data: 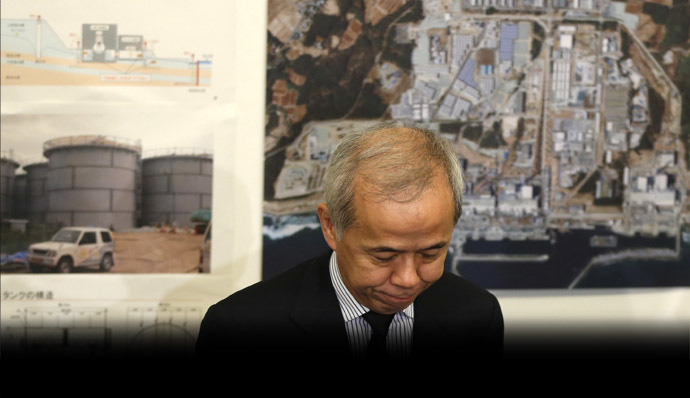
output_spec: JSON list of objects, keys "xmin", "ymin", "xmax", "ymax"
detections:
[
  {"xmin": 263, "ymin": 0, "xmax": 689, "ymax": 288},
  {"xmin": 1, "ymin": 137, "xmax": 213, "ymax": 274}
]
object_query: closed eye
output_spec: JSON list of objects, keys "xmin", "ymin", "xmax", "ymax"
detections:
[
  {"xmin": 418, "ymin": 242, "xmax": 447, "ymax": 258},
  {"xmin": 368, "ymin": 246, "xmax": 401, "ymax": 263},
  {"xmin": 373, "ymin": 254, "xmax": 397, "ymax": 262},
  {"xmin": 366, "ymin": 242, "xmax": 448, "ymax": 262}
]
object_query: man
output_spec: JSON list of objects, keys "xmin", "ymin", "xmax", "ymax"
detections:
[{"xmin": 195, "ymin": 122, "xmax": 504, "ymax": 360}]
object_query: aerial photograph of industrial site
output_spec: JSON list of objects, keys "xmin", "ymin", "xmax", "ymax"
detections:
[{"xmin": 262, "ymin": 0, "xmax": 690, "ymax": 289}]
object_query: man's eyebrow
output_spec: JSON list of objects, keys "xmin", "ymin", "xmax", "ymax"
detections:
[
  {"xmin": 367, "ymin": 246, "xmax": 402, "ymax": 253},
  {"xmin": 367, "ymin": 242, "xmax": 448, "ymax": 253},
  {"xmin": 419, "ymin": 242, "xmax": 448, "ymax": 251}
]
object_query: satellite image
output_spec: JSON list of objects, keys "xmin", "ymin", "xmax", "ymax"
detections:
[{"xmin": 262, "ymin": 0, "xmax": 690, "ymax": 289}]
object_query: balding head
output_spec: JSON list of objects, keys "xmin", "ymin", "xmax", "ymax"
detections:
[{"xmin": 322, "ymin": 121, "xmax": 464, "ymax": 240}]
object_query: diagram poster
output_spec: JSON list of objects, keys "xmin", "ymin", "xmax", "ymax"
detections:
[
  {"xmin": 262, "ymin": 0, "xmax": 690, "ymax": 289},
  {"xmin": 0, "ymin": 0, "xmax": 242, "ymax": 358},
  {"xmin": 1, "ymin": 0, "xmax": 235, "ymax": 275}
]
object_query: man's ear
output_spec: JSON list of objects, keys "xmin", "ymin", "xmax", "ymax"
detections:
[{"xmin": 317, "ymin": 203, "xmax": 338, "ymax": 251}]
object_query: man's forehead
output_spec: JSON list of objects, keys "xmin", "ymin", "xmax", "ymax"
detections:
[
  {"xmin": 347, "ymin": 182, "xmax": 454, "ymax": 232},
  {"xmin": 354, "ymin": 172, "xmax": 451, "ymax": 205}
]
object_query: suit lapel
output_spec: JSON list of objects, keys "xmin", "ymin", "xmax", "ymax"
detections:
[
  {"xmin": 289, "ymin": 252, "xmax": 350, "ymax": 354},
  {"xmin": 412, "ymin": 282, "xmax": 446, "ymax": 355},
  {"xmin": 412, "ymin": 274, "xmax": 494, "ymax": 357}
]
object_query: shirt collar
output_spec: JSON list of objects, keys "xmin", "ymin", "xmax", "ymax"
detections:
[{"xmin": 328, "ymin": 251, "xmax": 414, "ymax": 322}]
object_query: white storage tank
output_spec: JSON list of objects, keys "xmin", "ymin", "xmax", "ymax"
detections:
[
  {"xmin": 141, "ymin": 149, "xmax": 212, "ymax": 227},
  {"xmin": 43, "ymin": 135, "xmax": 142, "ymax": 230},
  {"xmin": 23, "ymin": 161, "xmax": 49, "ymax": 224}
]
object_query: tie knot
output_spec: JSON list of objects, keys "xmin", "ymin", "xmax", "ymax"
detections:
[{"xmin": 362, "ymin": 311, "xmax": 395, "ymax": 335}]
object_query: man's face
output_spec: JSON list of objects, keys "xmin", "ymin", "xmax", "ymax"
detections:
[{"xmin": 318, "ymin": 172, "xmax": 456, "ymax": 314}]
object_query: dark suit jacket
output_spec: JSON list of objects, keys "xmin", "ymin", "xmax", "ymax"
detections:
[{"xmin": 195, "ymin": 251, "xmax": 504, "ymax": 360}]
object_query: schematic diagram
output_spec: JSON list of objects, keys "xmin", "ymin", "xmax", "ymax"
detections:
[
  {"xmin": 1, "ymin": 16, "xmax": 212, "ymax": 87},
  {"xmin": 1, "ymin": 302, "xmax": 203, "ymax": 357},
  {"xmin": 125, "ymin": 304, "xmax": 202, "ymax": 356}
]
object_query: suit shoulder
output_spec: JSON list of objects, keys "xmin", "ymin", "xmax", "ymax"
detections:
[
  {"xmin": 434, "ymin": 272, "xmax": 497, "ymax": 300},
  {"xmin": 207, "ymin": 252, "xmax": 330, "ymax": 313},
  {"xmin": 415, "ymin": 272, "xmax": 504, "ymax": 357},
  {"xmin": 421, "ymin": 272, "xmax": 501, "ymax": 317},
  {"xmin": 422, "ymin": 272, "xmax": 504, "ymax": 332}
]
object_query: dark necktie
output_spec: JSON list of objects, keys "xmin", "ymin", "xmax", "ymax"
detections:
[{"xmin": 362, "ymin": 311, "xmax": 395, "ymax": 359}]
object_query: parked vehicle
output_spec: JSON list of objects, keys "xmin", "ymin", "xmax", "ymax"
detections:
[{"xmin": 27, "ymin": 227, "xmax": 115, "ymax": 273}]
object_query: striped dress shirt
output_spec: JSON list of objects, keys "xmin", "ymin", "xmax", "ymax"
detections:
[{"xmin": 328, "ymin": 252, "xmax": 414, "ymax": 358}]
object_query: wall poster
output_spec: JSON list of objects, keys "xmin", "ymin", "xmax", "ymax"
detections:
[
  {"xmin": 262, "ymin": 0, "xmax": 690, "ymax": 289},
  {"xmin": 1, "ymin": 0, "xmax": 237, "ymax": 357}
]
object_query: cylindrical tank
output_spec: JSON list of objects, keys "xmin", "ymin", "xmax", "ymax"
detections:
[
  {"xmin": 1, "ymin": 153, "xmax": 20, "ymax": 220},
  {"xmin": 23, "ymin": 161, "xmax": 49, "ymax": 224},
  {"xmin": 43, "ymin": 136, "xmax": 142, "ymax": 230},
  {"xmin": 12, "ymin": 173, "xmax": 27, "ymax": 219},
  {"xmin": 141, "ymin": 149, "xmax": 212, "ymax": 227}
]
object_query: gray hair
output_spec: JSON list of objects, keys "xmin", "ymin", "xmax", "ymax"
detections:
[{"xmin": 323, "ymin": 121, "xmax": 464, "ymax": 240}]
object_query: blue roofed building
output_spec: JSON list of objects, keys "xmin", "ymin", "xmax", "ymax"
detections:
[{"xmin": 499, "ymin": 23, "xmax": 519, "ymax": 63}]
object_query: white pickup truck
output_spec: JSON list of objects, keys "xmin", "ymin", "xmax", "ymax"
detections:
[{"xmin": 27, "ymin": 227, "xmax": 115, "ymax": 273}]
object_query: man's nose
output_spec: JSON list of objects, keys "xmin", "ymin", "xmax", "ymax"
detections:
[{"xmin": 390, "ymin": 254, "xmax": 420, "ymax": 288}]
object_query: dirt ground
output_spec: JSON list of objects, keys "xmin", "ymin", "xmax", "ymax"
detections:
[
  {"xmin": 1, "ymin": 231, "xmax": 204, "ymax": 274},
  {"xmin": 111, "ymin": 231, "xmax": 204, "ymax": 273}
]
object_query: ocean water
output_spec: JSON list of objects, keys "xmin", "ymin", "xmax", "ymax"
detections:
[
  {"xmin": 263, "ymin": 214, "xmax": 690, "ymax": 289},
  {"xmin": 262, "ymin": 213, "xmax": 330, "ymax": 280},
  {"xmin": 457, "ymin": 228, "xmax": 689, "ymax": 289}
]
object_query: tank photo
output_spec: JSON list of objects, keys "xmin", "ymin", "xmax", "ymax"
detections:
[
  {"xmin": 1, "ymin": 138, "xmax": 214, "ymax": 275},
  {"xmin": 43, "ymin": 135, "xmax": 141, "ymax": 231},
  {"xmin": 141, "ymin": 149, "xmax": 212, "ymax": 228}
]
